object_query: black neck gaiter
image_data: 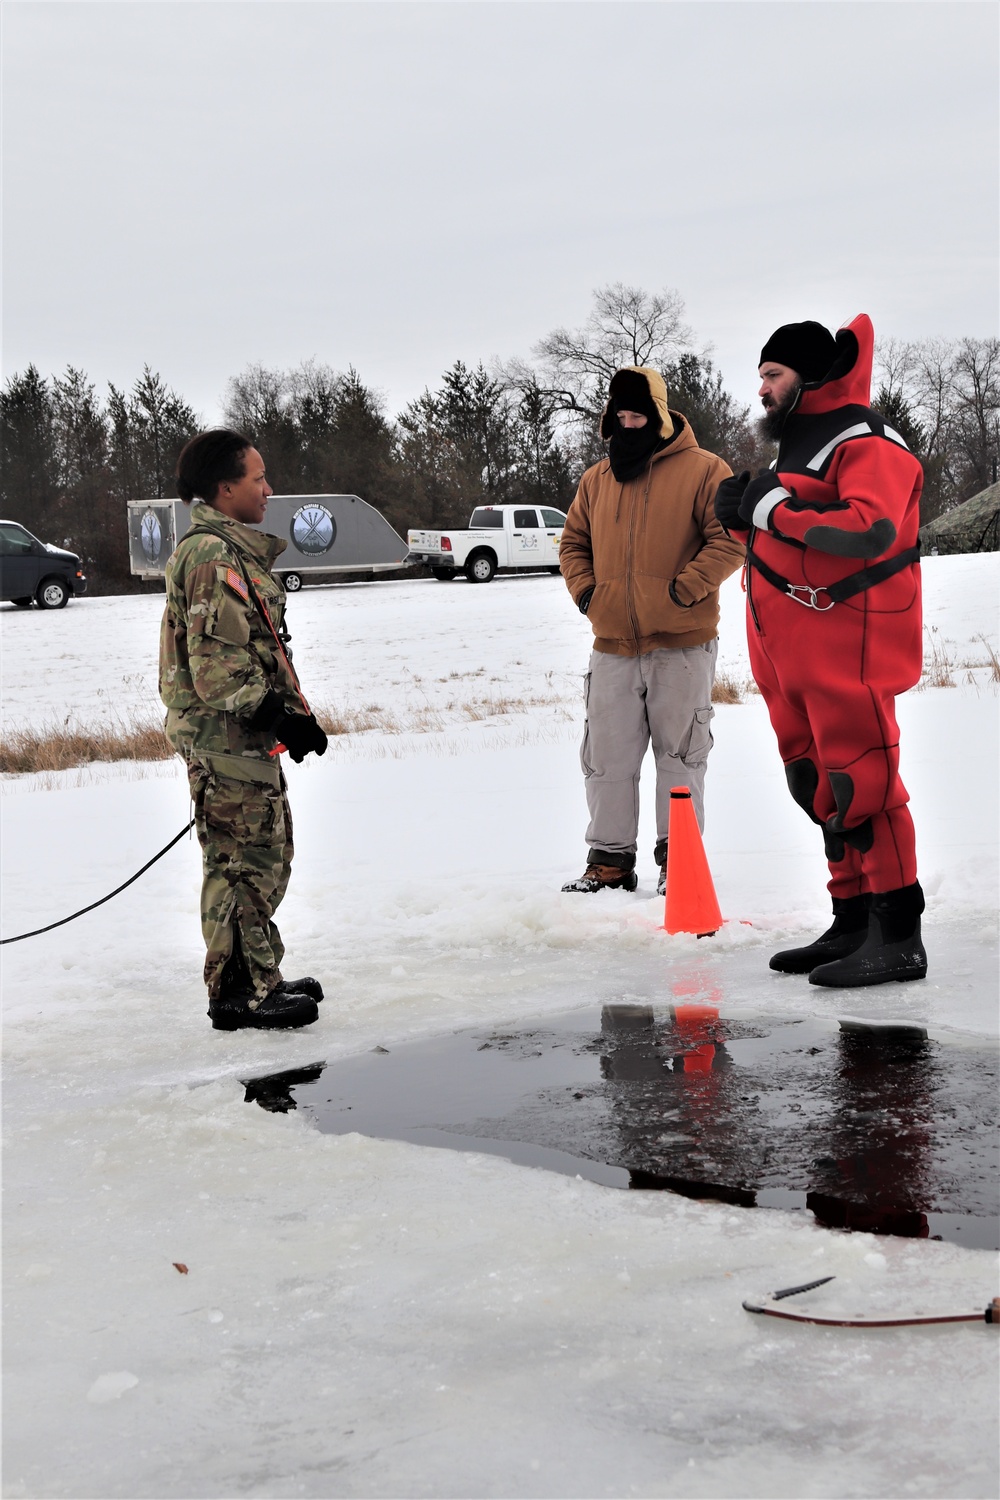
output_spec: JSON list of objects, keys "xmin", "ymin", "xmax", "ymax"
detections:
[{"xmin": 608, "ymin": 423, "xmax": 664, "ymax": 482}]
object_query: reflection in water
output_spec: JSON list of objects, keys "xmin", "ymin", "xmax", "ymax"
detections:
[
  {"xmin": 243, "ymin": 1063, "xmax": 325, "ymax": 1113},
  {"xmin": 241, "ymin": 991, "xmax": 998, "ymax": 1249},
  {"xmin": 807, "ymin": 1028, "xmax": 933, "ymax": 1239},
  {"xmin": 599, "ymin": 991, "xmax": 746, "ymax": 1204}
]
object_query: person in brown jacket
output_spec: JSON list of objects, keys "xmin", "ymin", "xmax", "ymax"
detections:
[{"xmin": 560, "ymin": 367, "xmax": 744, "ymax": 894}]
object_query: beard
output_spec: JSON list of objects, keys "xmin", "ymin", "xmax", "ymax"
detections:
[{"xmin": 757, "ymin": 380, "xmax": 802, "ymax": 442}]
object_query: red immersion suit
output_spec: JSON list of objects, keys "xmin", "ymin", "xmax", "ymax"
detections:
[{"xmin": 733, "ymin": 315, "xmax": 923, "ymax": 898}]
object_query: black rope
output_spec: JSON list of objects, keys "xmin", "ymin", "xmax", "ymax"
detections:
[{"xmin": 1, "ymin": 819, "xmax": 196, "ymax": 945}]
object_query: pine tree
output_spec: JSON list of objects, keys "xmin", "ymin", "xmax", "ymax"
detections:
[{"xmin": 0, "ymin": 365, "xmax": 58, "ymax": 532}]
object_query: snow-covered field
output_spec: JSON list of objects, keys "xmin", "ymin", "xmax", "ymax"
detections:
[{"xmin": 2, "ymin": 555, "xmax": 998, "ymax": 1499}]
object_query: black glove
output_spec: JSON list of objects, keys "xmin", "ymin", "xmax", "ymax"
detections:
[
  {"xmin": 276, "ymin": 711, "xmax": 328, "ymax": 763},
  {"xmin": 738, "ymin": 470, "xmax": 789, "ymax": 529},
  {"xmin": 249, "ymin": 690, "xmax": 328, "ymax": 763},
  {"xmin": 578, "ymin": 585, "xmax": 595, "ymax": 616},
  {"xmin": 714, "ymin": 471, "xmax": 750, "ymax": 532}
]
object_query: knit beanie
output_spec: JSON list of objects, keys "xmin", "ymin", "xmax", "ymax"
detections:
[
  {"xmin": 608, "ymin": 369, "xmax": 661, "ymax": 425},
  {"xmin": 759, "ymin": 321, "xmax": 839, "ymax": 384}
]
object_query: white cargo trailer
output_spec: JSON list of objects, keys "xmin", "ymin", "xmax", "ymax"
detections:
[{"xmin": 127, "ymin": 494, "xmax": 410, "ymax": 589}]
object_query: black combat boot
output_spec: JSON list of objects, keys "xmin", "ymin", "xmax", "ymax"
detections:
[
  {"xmin": 562, "ymin": 849, "xmax": 638, "ymax": 894},
  {"xmin": 769, "ymin": 895, "xmax": 870, "ymax": 974},
  {"xmin": 809, "ymin": 883, "xmax": 927, "ymax": 988},
  {"xmin": 271, "ymin": 977, "xmax": 324, "ymax": 1003},
  {"xmin": 209, "ymin": 987, "xmax": 319, "ymax": 1031},
  {"xmin": 654, "ymin": 838, "xmax": 669, "ymax": 897},
  {"xmin": 209, "ymin": 947, "xmax": 319, "ymax": 1030}
]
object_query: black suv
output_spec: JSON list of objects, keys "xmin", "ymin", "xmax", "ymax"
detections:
[{"xmin": 0, "ymin": 520, "xmax": 87, "ymax": 609}]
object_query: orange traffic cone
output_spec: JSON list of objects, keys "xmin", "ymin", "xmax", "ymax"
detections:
[{"xmin": 663, "ymin": 786, "xmax": 723, "ymax": 937}]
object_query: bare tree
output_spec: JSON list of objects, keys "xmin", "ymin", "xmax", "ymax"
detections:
[
  {"xmin": 872, "ymin": 338, "xmax": 916, "ymax": 404},
  {"xmin": 222, "ymin": 363, "xmax": 293, "ymax": 434},
  {"xmin": 950, "ymin": 337, "xmax": 1000, "ymax": 494},
  {"xmin": 511, "ymin": 282, "xmax": 693, "ymax": 430},
  {"xmin": 222, "ymin": 362, "xmax": 312, "ymax": 491},
  {"xmin": 874, "ymin": 335, "xmax": 1000, "ymax": 521}
]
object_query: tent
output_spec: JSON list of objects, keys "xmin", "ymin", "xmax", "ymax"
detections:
[{"xmin": 920, "ymin": 480, "xmax": 1000, "ymax": 555}]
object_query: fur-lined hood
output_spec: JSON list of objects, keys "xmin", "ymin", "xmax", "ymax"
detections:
[{"xmin": 599, "ymin": 366, "xmax": 674, "ymax": 442}]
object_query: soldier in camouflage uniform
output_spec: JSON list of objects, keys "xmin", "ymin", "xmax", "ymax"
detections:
[{"xmin": 160, "ymin": 430, "xmax": 328, "ymax": 1030}]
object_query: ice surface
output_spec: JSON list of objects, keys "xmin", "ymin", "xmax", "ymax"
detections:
[{"xmin": 2, "ymin": 557, "xmax": 998, "ymax": 1497}]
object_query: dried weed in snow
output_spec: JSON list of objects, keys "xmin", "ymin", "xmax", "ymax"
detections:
[{"xmin": 0, "ymin": 717, "xmax": 173, "ymax": 775}]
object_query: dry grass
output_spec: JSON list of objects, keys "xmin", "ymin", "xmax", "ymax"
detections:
[
  {"xmin": 458, "ymin": 692, "xmax": 562, "ymax": 721},
  {"xmin": 921, "ymin": 629, "xmax": 957, "ymax": 689},
  {"xmin": 319, "ymin": 692, "xmax": 567, "ymax": 734},
  {"xmin": 712, "ymin": 672, "xmax": 746, "ymax": 705},
  {"xmin": 0, "ymin": 719, "xmax": 174, "ymax": 775},
  {"xmin": 0, "ymin": 672, "xmax": 760, "ymax": 776},
  {"xmin": 975, "ymin": 634, "xmax": 1000, "ymax": 683},
  {"xmin": 915, "ymin": 628, "xmax": 1000, "ymax": 692},
  {"xmin": 1, "ymin": 691, "xmax": 577, "ymax": 775},
  {"xmin": 316, "ymin": 705, "xmax": 401, "ymax": 737}
]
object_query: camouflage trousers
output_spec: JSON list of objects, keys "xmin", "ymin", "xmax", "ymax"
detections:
[{"xmin": 188, "ymin": 764, "xmax": 293, "ymax": 1004}]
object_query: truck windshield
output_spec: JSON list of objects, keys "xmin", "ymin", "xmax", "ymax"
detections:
[{"xmin": 470, "ymin": 509, "xmax": 504, "ymax": 528}]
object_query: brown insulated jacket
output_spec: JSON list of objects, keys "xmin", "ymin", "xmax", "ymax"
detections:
[{"xmin": 560, "ymin": 372, "xmax": 744, "ymax": 655}]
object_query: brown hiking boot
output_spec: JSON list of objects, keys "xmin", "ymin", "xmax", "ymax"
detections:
[
  {"xmin": 562, "ymin": 862, "xmax": 639, "ymax": 894},
  {"xmin": 655, "ymin": 837, "xmax": 668, "ymax": 896}
]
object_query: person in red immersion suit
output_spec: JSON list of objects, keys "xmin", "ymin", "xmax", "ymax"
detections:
[{"xmin": 714, "ymin": 314, "xmax": 927, "ymax": 987}]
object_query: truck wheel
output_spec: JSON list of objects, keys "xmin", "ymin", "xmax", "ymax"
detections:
[
  {"xmin": 11, "ymin": 597, "xmax": 33, "ymax": 607},
  {"xmin": 465, "ymin": 553, "xmax": 496, "ymax": 584},
  {"xmin": 283, "ymin": 573, "xmax": 303, "ymax": 592},
  {"xmin": 431, "ymin": 567, "xmax": 456, "ymax": 581},
  {"xmin": 36, "ymin": 578, "xmax": 69, "ymax": 609}
]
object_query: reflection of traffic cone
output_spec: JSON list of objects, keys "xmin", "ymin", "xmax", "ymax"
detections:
[
  {"xmin": 680, "ymin": 1043, "xmax": 716, "ymax": 1074},
  {"xmin": 670, "ymin": 1003, "xmax": 720, "ymax": 1026},
  {"xmin": 663, "ymin": 786, "xmax": 723, "ymax": 937},
  {"xmin": 670, "ymin": 998, "xmax": 722, "ymax": 1072}
]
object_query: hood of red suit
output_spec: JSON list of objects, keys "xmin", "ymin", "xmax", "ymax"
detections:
[{"xmin": 796, "ymin": 313, "xmax": 874, "ymax": 415}]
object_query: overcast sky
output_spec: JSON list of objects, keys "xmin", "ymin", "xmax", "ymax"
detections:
[{"xmin": 3, "ymin": 1, "xmax": 997, "ymax": 428}]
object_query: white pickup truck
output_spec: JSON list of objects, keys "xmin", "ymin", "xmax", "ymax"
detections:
[{"xmin": 407, "ymin": 504, "xmax": 569, "ymax": 583}]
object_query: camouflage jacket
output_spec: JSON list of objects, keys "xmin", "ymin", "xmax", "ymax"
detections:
[{"xmin": 159, "ymin": 503, "xmax": 304, "ymax": 785}]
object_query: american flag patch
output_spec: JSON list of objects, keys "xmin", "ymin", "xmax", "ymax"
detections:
[{"xmin": 225, "ymin": 568, "xmax": 249, "ymax": 600}]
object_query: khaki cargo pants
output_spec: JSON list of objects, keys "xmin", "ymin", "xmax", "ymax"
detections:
[
  {"xmin": 188, "ymin": 759, "xmax": 293, "ymax": 1003},
  {"xmin": 581, "ymin": 642, "xmax": 717, "ymax": 856}
]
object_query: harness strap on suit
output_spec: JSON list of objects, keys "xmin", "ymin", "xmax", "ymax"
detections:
[{"xmin": 745, "ymin": 540, "xmax": 920, "ymax": 609}]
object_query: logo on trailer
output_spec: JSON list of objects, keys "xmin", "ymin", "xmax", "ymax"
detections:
[
  {"xmin": 291, "ymin": 504, "xmax": 336, "ymax": 556},
  {"xmin": 140, "ymin": 508, "xmax": 163, "ymax": 563}
]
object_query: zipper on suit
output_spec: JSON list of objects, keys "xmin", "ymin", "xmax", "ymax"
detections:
[
  {"xmin": 746, "ymin": 424, "xmax": 791, "ymax": 636},
  {"xmin": 746, "ymin": 531, "xmax": 762, "ymax": 634}
]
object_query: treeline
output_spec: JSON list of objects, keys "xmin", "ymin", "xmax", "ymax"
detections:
[
  {"xmin": 221, "ymin": 359, "xmax": 579, "ymax": 542},
  {"xmin": 2, "ymin": 284, "xmax": 996, "ymax": 594},
  {"xmin": 1, "ymin": 366, "xmax": 197, "ymax": 593},
  {"xmin": 872, "ymin": 336, "xmax": 1000, "ymax": 522}
]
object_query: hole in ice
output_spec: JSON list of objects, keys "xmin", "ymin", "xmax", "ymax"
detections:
[{"xmin": 242, "ymin": 1003, "xmax": 999, "ymax": 1251}]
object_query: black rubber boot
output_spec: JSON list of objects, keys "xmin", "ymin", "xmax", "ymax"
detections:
[
  {"xmin": 210, "ymin": 944, "xmax": 319, "ymax": 1029},
  {"xmin": 562, "ymin": 849, "xmax": 638, "ymax": 894},
  {"xmin": 809, "ymin": 883, "xmax": 927, "ymax": 988},
  {"xmin": 209, "ymin": 987, "xmax": 319, "ymax": 1030},
  {"xmin": 272, "ymin": 977, "xmax": 324, "ymax": 1003},
  {"xmin": 769, "ymin": 895, "xmax": 869, "ymax": 974},
  {"xmin": 654, "ymin": 838, "xmax": 668, "ymax": 897}
]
